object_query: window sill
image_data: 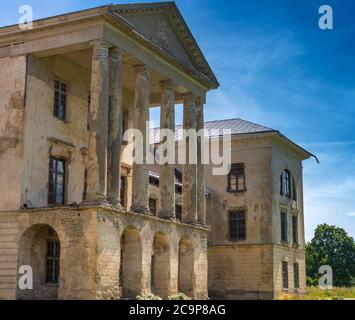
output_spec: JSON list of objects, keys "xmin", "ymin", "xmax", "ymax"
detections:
[{"xmin": 227, "ymin": 189, "xmax": 247, "ymax": 194}]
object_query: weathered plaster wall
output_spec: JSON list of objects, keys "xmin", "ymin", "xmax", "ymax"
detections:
[
  {"xmin": 0, "ymin": 55, "xmax": 27, "ymax": 211},
  {"xmin": 206, "ymin": 138, "xmax": 273, "ymax": 246},
  {"xmin": 0, "ymin": 207, "xmax": 98, "ymax": 300},
  {"xmin": 21, "ymin": 54, "xmax": 91, "ymax": 208},
  {"xmin": 270, "ymin": 141, "xmax": 306, "ymax": 295}
]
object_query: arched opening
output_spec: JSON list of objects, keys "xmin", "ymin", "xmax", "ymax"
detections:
[
  {"xmin": 120, "ymin": 227, "xmax": 142, "ymax": 298},
  {"xmin": 178, "ymin": 237, "xmax": 194, "ymax": 297},
  {"xmin": 151, "ymin": 232, "xmax": 170, "ymax": 298},
  {"xmin": 16, "ymin": 224, "xmax": 61, "ymax": 300}
]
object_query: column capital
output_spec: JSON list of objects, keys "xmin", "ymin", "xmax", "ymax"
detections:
[
  {"xmin": 89, "ymin": 39, "xmax": 112, "ymax": 49},
  {"xmin": 160, "ymin": 79, "xmax": 177, "ymax": 90},
  {"xmin": 109, "ymin": 46, "xmax": 125, "ymax": 60},
  {"xmin": 134, "ymin": 64, "xmax": 152, "ymax": 75},
  {"xmin": 195, "ymin": 96, "xmax": 206, "ymax": 106}
]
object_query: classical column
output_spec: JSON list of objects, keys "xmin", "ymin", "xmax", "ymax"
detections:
[
  {"xmin": 86, "ymin": 40, "xmax": 110, "ymax": 203},
  {"xmin": 182, "ymin": 93, "xmax": 198, "ymax": 224},
  {"xmin": 107, "ymin": 47, "xmax": 123, "ymax": 208},
  {"xmin": 196, "ymin": 97, "xmax": 206, "ymax": 225},
  {"xmin": 131, "ymin": 64, "xmax": 151, "ymax": 213},
  {"xmin": 158, "ymin": 80, "xmax": 176, "ymax": 219}
]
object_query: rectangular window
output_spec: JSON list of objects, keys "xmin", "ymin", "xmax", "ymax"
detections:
[
  {"xmin": 87, "ymin": 94, "xmax": 91, "ymax": 131},
  {"xmin": 120, "ymin": 176, "xmax": 127, "ymax": 209},
  {"xmin": 83, "ymin": 168, "xmax": 88, "ymax": 201},
  {"xmin": 292, "ymin": 216, "xmax": 298, "ymax": 244},
  {"xmin": 294, "ymin": 263, "xmax": 299, "ymax": 289},
  {"xmin": 48, "ymin": 157, "xmax": 66, "ymax": 206},
  {"xmin": 175, "ymin": 205, "xmax": 182, "ymax": 221},
  {"xmin": 54, "ymin": 79, "xmax": 67, "ymax": 121},
  {"xmin": 281, "ymin": 212, "xmax": 288, "ymax": 242},
  {"xmin": 282, "ymin": 261, "xmax": 289, "ymax": 290},
  {"xmin": 149, "ymin": 198, "xmax": 157, "ymax": 216},
  {"xmin": 228, "ymin": 164, "xmax": 246, "ymax": 192},
  {"xmin": 45, "ymin": 240, "xmax": 60, "ymax": 284},
  {"xmin": 229, "ymin": 210, "xmax": 246, "ymax": 241}
]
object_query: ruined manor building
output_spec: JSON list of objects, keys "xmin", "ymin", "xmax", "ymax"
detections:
[
  {"xmin": 0, "ymin": 2, "xmax": 312, "ymax": 300},
  {"xmin": 0, "ymin": 3, "xmax": 218, "ymax": 300}
]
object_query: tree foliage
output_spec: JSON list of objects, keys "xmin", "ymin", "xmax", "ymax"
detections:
[{"xmin": 306, "ymin": 224, "xmax": 355, "ymax": 287}]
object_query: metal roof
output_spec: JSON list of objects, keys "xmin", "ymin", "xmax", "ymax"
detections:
[{"xmin": 150, "ymin": 118, "xmax": 275, "ymax": 144}]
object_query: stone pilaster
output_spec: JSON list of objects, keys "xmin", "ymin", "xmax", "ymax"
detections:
[
  {"xmin": 107, "ymin": 47, "xmax": 123, "ymax": 208},
  {"xmin": 182, "ymin": 93, "xmax": 198, "ymax": 224},
  {"xmin": 196, "ymin": 97, "xmax": 206, "ymax": 225},
  {"xmin": 131, "ymin": 64, "xmax": 151, "ymax": 214},
  {"xmin": 158, "ymin": 80, "xmax": 176, "ymax": 219},
  {"xmin": 86, "ymin": 40, "xmax": 110, "ymax": 203}
]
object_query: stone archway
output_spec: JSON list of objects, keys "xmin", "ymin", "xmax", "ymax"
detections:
[
  {"xmin": 120, "ymin": 227, "xmax": 142, "ymax": 298},
  {"xmin": 16, "ymin": 224, "xmax": 61, "ymax": 300},
  {"xmin": 178, "ymin": 237, "xmax": 194, "ymax": 298},
  {"xmin": 151, "ymin": 232, "xmax": 170, "ymax": 298}
]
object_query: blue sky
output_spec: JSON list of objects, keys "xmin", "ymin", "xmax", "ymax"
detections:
[{"xmin": 1, "ymin": 1, "xmax": 354, "ymax": 240}]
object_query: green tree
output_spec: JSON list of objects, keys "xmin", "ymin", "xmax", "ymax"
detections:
[{"xmin": 306, "ymin": 224, "xmax": 355, "ymax": 287}]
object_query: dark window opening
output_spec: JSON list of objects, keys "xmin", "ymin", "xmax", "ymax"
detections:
[
  {"xmin": 228, "ymin": 164, "xmax": 246, "ymax": 192},
  {"xmin": 229, "ymin": 210, "xmax": 246, "ymax": 241},
  {"xmin": 120, "ymin": 176, "xmax": 127, "ymax": 209},
  {"xmin": 45, "ymin": 240, "xmax": 60, "ymax": 284},
  {"xmin": 292, "ymin": 216, "xmax": 298, "ymax": 244},
  {"xmin": 149, "ymin": 198, "xmax": 157, "ymax": 216},
  {"xmin": 282, "ymin": 261, "xmax": 289, "ymax": 290},
  {"xmin": 281, "ymin": 212, "xmax": 288, "ymax": 242},
  {"xmin": 280, "ymin": 170, "xmax": 292, "ymax": 198},
  {"xmin": 175, "ymin": 205, "xmax": 182, "ymax": 221},
  {"xmin": 149, "ymin": 176, "xmax": 160, "ymax": 187},
  {"xmin": 292, "ymin": 177, "xmax": 297, "ymax": 201},
  {"xmin": 54, "ymin": 79, "xmax": 67, "ymax": 121},
  {"xmin": 48, "ymin": 157, "xmax": 66, "ymax": 206},
  {"xmin": 294, "ymin": 263, "xmax": 299, "ymax": 289},
  {"xmin": 83, "ymin": 168, "xmax": 88, "ymax": 200},
  {"xmin": 87, "ymin": 94, "xmax": 91, "ymax": 131}
]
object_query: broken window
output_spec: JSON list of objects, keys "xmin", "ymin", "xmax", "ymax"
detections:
[
  {"xmin": 149, "ymin": 198, "xmax": 157, "ymax": 216},
  {"xmin": 48, "ymin": 157, "xmax": 66, "ymax": 206},
  {"xmin": 229, "ymin": 210, "xmax": 246, "ymax": 241},
  {"xmin": 54, "ymin": 79, "xmax": 67, "ymax": 121},
  {"xmin": 175, "ymin": 205, "xmax": 182, "ymax": 221},
  {"xmin": 228, "ymin": 163, "xmax": 246, "ymax": 192}
]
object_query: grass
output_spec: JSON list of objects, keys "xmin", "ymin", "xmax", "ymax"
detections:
[{"xmin": 278, "ymin": 287, "xmax": 355, "ymax": 300}]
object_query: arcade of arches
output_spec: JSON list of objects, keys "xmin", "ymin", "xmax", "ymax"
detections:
[{"xmin": 0, "ymin": 207, "xmax": 208, "ymax": 300}]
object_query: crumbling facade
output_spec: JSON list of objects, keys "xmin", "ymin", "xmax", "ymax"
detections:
[{"xmin": 0, "ymin": 3, "xmax": 218, "ymax": 300}]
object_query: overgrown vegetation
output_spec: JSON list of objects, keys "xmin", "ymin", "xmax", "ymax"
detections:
[
  {"xmin": 306, "ymin": 224, "xmax": 355, "ymax": 287},
  {"xmin": 136, "ymin": 292, "xmax": 162, "ymax": 300},
  {"xmin": 168, "ymin": 293, "xmax": 191, "ymax": 300},
  {"xmin": 278, "ymin": 286, "xmax": 355, "ymax": 300}
]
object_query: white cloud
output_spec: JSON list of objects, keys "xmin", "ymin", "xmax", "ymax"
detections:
[{"xmin": 347, "ymin": 212, "xmax": 355, "ymax": 217}]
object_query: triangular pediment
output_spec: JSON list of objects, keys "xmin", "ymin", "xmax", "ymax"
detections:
[{"xmin": 111, "ymin": 2, "xmax": 218, "ymax": 88}]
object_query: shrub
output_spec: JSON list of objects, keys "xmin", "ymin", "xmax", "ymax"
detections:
[
  {"xmin": 168, "ymin": 293, "xmax": 191, "ymax": 300},
  {"xmin": 136, "ymin": 292, "xmax": 162, "ymax": 300}
]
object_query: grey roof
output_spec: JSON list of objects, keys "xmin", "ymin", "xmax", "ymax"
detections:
[{"xmin": 150, "ymin": 118, "xmax": 275, "ymax": 144}]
